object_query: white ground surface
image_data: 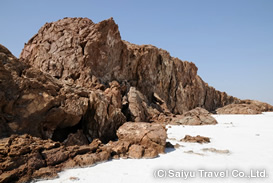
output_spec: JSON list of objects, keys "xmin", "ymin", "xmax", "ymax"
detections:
[{"xmin": 36, "ymin": 112, "xmax": 273, "ymax": 183}]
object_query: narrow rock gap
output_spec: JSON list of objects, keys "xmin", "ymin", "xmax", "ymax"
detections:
[
  {"xmin": 52, "ymin": 119, "xmax": 83, "ymax": 142},
  {"xmin": 79, "ymin": 41, "xmax": 87, "ymax": 56}
]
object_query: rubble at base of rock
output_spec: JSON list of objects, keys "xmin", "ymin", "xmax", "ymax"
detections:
[{"xmin": 0, "ymin": 122, "xmax": 166, "ymax": 182}]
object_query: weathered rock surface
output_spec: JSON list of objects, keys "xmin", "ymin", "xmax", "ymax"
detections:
[
  {"xmin": 216, "ymin": 100, "xmax": 273, "ymax": 114},
  {"xmin": 170, "ymin": 107, "xmax": 218, "ymax": 125},
  {"xmin": 0, "ymin": 122, "xmax": 167, "ymax": 182},
  {"xmin": 180, "ymin": 135, "xmax": 210, "ymax": 144},
  {"xmin": 116, "ymin": 122, "xmax": 167, "ymax": 158},
  {"xmin": 20, "ymin": 17, "xmax": 239, "ymax": 115},
  {"xmin": 0, "ymin": 44, "xmax": 125, "ymax": 143},
  {"xmin": 0, "ymin": 134, "xmax": 112, "ymax": 183},
  {"xmin": 202, "ymin": 148, "xmax": 230, "ymax": 154}
]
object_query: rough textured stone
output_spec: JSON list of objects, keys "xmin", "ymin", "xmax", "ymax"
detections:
[
  {"xmin": 20, "ymin": 17, "xmax": 240, "ymax": 115},
  {"xmin": 202, "ymin": 148, "xmax": 230, "ymax": 154},
  {"xmin": 84, "ymin": 90, "xmax": 126, "ymax": 143},
  {"xmin": 171, "ymin": 107, "xmax": 217, "ymax": 125},
  {"xmin": 63, "ymin": 130, "xmax": 89, "ymax": 146},
  {"xmin": 0, "ymin": 43, "xmax": 125, "ymax": 143},
  {"xmin": 127, "ymin": 87, "xmax": 151, "ymax": 122},
  {"xmin": 0, "ymin": 44, "xmax": 89, "ymax": 139},
  {"xmin": 0, "ymin": 134, "xmax": 110, "ymax": 182},
  {"xmin": 117, "ymin": 122, "xmax": 167, "ymax": 155},
  {"xmin": 128, "ymin": 145, "xmax": 144, "ymax": 159},
  {"xmin": 180, "ymin": 135, "xmax": 210, "ymax": 144},
  {"xmin": 216, "ymin": 100, "xmax": 273, "ymax": 114}
]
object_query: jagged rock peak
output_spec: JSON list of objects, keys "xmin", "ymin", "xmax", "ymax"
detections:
[{"xmin": 20, "ymin": 17, "xmax": 238, "ymax": 114}]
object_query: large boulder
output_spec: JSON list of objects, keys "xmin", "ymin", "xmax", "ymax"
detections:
[
  {"xmin": 116, "ymin": 122, "xmax": 167, "ymax": 158},
  {"xmin": 171, "ymin": 107, "xmax": 217, "ymax": 125}
]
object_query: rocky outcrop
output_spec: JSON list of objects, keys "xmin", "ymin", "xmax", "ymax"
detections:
[
  {"xmin": 20, "ymin": 17, "xmax": 239, "ymax": 115},
  {"xmin": 0, "ymin": 44, "xmax": 125, "ymax": 142},
  {"xmin": 0, "ymin": 134, "xmax": 110, "ymax": 183},
  {"xmin": 0, "ymin": 122, "xmax": 166, "ymax": 182},
  {"xmin": 170, "ymin": 107, "xmax": 218, "ymax": 125},
  {"xmin": 216, "ymin": 100, "xmax": 273, "ymax": 114}
]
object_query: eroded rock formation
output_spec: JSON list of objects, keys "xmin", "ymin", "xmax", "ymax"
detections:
[
  {"xmin": 216, "ymin": 100, "xmax": 273, "ymax": 114},
  {"xmin": 0, "ymin": 44, "xmax": 125, "ymax": 143},
  {"xmin": 0, "ymin": 122, "xmax": 166, "ymax": 183},
  {"xmin": 170, "ymin": 107, "xmax": 218, "ymax": 125},
  {"xmin": 20, "ymin": 17, "xmax": 239, "ymax": 116}
]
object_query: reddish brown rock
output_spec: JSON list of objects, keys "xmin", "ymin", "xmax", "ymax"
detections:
[
  {"xmin": 171, "ymin": 107, "xmax": 217, "ymax": 125},
  {"xmin": 110, "ymin": 140, "xmax": 130, "ymax": 156},
  {"xmin": 180, "ymin": 135, "xmax": 210, "ymax": 144},
  {"xmin": 0, "ymin": 134, "xmax": 111, "ymax": 182},
  {"xmin": 20, "ymin": 17, "xmax": 239, "ymax": 116},
  {"xmin": 84, "ymin": 90, "xmax": 126, "ymax": 143},
  {"xmin": 32, "ymin": 167, "xmax": 58, "ymax": 180},
  {"xmin": 73, "ymin": 151, "xmax": 111, "ymax": 167},
  {"xmin": 0, "ymin": 44, "xmax": 89, "ymax": 140},
  {"xmin": 143, "ymin": 148, "xmax": 159, "ymax": 158},
  {"xmin": 63, "ymin": 130, "xmax": 89, "ymax": 146},
  {"xmin": 41, "ymin": 147, "xmax": 69, "ymax": 166},
  {"xmin": 0, "ymin": 43, "xmax": 125, "ymax": 143},
  {"xmin": 127, "ymin": 87, "xmax": 151, "ymax": 122},
  {"xmin": 128, "ymin": 145, "xmax": 144, "ymax": 159},
  {"xmin": 117, "ymin": 122, "xmax": 167, "ymax": 156},
  {"xmin": 216, "ymin": 100, "xmax": 273, "ymax": 114}
]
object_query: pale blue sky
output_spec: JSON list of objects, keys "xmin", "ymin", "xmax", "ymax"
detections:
[{"xmin": 1, "ymin": 0, "xmax": 272, "ymax": 104}]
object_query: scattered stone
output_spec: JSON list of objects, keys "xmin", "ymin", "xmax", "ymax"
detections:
[
  {"xmin": 168, "ymin": 138, "xmax": 177, "ymax": 141},
  {"xmin": 184, "ymin": 150, "xmax": 204, "ymax": 156},
  {"xmin": 174, "ymin": 143, "xmax": 182, "ymax": 149},
  {"xmin": 202, "ymin": 148, "xmax": 230, "ymax": 154},
  {"xmin": 180, "ymin": 135, "xmax": 210, "ymax": 144},
  {"xmin": 69, "ymin": 176, "xmax": 80, "ymax": 181}
]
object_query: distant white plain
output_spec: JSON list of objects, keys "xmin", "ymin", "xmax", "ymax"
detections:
[{"xmin": 36, "ymin": 112, "xmax": 273, "ymax": 183}]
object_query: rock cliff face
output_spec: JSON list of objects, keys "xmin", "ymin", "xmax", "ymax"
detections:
[
  {"xmin": 20, "ymin": 17, "xmax": 239, "ymax": 115},
  {"xmin": 0, "ymin": 43, "xmax": 125, "ymax": 142}
]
